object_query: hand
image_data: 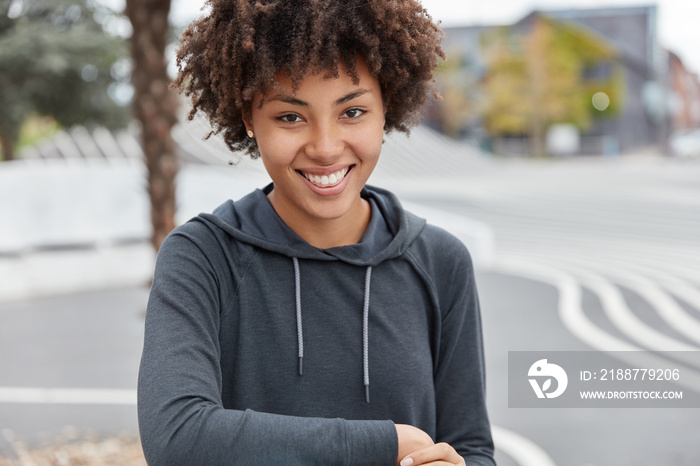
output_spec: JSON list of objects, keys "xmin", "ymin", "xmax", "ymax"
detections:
[
  {"xmin": 398, "ymin": 441, "xmax": 466, "ymax": 466},
  {"xmin": 395, "ymin": 424, "xmax": 433, "ymax": 466}
]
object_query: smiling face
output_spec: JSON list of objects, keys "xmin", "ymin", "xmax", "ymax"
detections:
[{"xmin": 244, "ymin": 58, "xmax": 386, "ymax": 247}]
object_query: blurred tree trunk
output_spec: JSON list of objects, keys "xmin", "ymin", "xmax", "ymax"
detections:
[
  {"xmin": 0, "ymin": 130, "xmax": 15, "ymax": 162},
  {"xmin": 527, "ymin": 17, "xmax": 548, "ymax": 157},
  {"xmin": 125, "ymin": 0, "xmax": 179, "ymax": 252}
]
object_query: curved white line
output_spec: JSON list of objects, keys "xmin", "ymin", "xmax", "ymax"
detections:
[
  {"xmin": 511, "ymin": 246, "xmax": 700, "ymax": 309},
  {"xmin": 491, "ymin": 258, "xmax": 636, "ymax": 351},
  {"xmin": 489, "ymin": 257, "xmax": 700, "ymax": 393},
  {"xmin": 634, "ymin": 260, "xmax": 700, "ymax": 287},
  {"xmin": 566, "ymin": 259, "xmax": 700, "ymax": 347},
  {"xmin": 539, "ymin": 260, "xmax": 699, "ymax": 352},
  {"xmin": 492, "ymin": 426, "xmax": 556, "ymax": 466},
  {"xmin": 641, "ymin": 269, "xmax": 700, "ymax": 315},
  {"xmin": 498, "ymin": 248, "xmax": 700, "ymax": 343},
  {"xmin": 509, "ymin": 249, "xmax": 700, "ymax": 348}
]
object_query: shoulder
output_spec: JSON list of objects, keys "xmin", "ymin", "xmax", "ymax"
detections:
[
  {"xmin": 155, "ymin": 206, "xmax": 248, "ymax": 280},
  {"xmin": 158, "ymin": 197, "xmax": 244, "ymax": 260},
  {"xmin": 158, "ymin": 217, "xmax": 222, "ymax": 260},
  {"xmin": 404, "ymin": 218, "xmax": 477, "ymax": 301},
  {"xmin": 152, "ymin": 215, "xmax": 249, "ymax": 310},
  {"xmin": 151, "ymin": 223, "xmax": 221, "ymax": 291},
  {"xmin": 408, "ymin": 220, "xmax": 474, "ymax": 271}
]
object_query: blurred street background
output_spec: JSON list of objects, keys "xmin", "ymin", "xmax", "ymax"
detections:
[{"xmin": 1, "ymin": 0, "xmax": 699, "ymax": 465}]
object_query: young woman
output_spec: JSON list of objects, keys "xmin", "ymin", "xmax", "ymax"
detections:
[{"xmin": 137, "ymin": 1, "xmax": 495, "ymax": 465}]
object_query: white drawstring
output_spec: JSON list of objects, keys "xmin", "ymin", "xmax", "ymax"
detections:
[
  {"xmin": 293, "ymin": 257, "xmax": 304, "ymax": 375},
  {"xmin": 293, "ymin": 257, "xmax": 373, "ymax": 403},
  {"xmin": 363, "ymin": 266, "xmax": 373, "ymax": 403}
]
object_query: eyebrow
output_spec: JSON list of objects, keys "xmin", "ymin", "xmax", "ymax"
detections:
[{"xmin": 270, "ymin": 89, "xmax": 370, "ymax": 107}]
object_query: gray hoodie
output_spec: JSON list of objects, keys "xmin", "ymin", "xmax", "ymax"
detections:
[{"xmin": 137, "ymin": 184, "xmax": 495, "ymax": 465}]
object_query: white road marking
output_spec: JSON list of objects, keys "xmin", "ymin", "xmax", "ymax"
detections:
[
  {"xmin": 0, "ymin": 387, "xmax": 136, "ymax": 405},
  {"xmin": 491, "ymin": 257, "xmax": 635, "ymax": 352},
  {"xmin": 565, "ymin": 259, "xmax": 700, "ymax": 347},
  {"xmin": 503, "ymin": 249, "xmax": 700, "ymax": 350},
  {"xmin": 617, "ymin": 255, "xmax": 700, "ymax": 300},
  {"xmin": 535, "ymin": 259, "xmax": 699, "ymax": 352},
  {"xmin": 489, "ymin": 257, "xmax": 700, "ymax": 393}
]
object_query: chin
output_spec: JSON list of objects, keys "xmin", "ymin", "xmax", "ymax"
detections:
[{"xmin": 307, "ymin": 201, "xmax": 355, "ymax": 221}]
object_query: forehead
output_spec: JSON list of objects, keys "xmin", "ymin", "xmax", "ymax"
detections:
[{"xmin": 258, "ymin": 57, "xmax": 380, "ymax": 105}]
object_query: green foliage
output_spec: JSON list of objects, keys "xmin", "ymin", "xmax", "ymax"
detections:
[
  {"xmin": 480, "ymin": 16, "xmax": 624, "ymax": 144},
  {"xmin": 17, "ymin": 114, "xmax": 59, "ymax": 150},
  {"xmin": 434, "ymin": 53, "xmax": 479, "ymax": 138},
  {"xmin": 0, "ymin": 0, "xmax": 130, "ymax": 160}
]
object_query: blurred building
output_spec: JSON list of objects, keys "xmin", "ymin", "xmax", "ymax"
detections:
[
  {"xmin": 668, "ymin": 51, "xmax": 700, "ymax": 131},
  {"xmin": 431, "ymin": 5, "xmax": 700, "ymax": 156}
]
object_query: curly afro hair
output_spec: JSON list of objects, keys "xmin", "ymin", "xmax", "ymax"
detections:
[{"xmin": 173, "ymin": 0, "xmax": 445, "ymax": 158}]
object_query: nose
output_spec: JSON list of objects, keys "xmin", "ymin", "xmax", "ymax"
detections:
[{"xmin": 304, "ymin": 121, "xmax": 344, "ymax": 162}]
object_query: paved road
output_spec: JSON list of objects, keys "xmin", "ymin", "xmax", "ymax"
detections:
[
  {"xmin": 0, "ymin": 287, "xmax": 146, "ymax": 455},
  {"xmin": 479, "ymin": 271, "xmax": 700, "ymax": 466}
]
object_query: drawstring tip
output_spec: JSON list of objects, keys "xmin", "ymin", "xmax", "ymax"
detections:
[
  {"xmin": 364, "ymin": 385, "xmax": 370, "ymax": 403},
  {"xmin": 298, "ymin": 356, "xmax": 303, "ymax": 376}
]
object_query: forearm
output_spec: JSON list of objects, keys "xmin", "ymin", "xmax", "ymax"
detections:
[{"xmin": 138, "ymin": 399, "xmax": 398, "ymax": 465}]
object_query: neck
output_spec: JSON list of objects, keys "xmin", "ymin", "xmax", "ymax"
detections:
[{"xmin": 268, "ymin": 192, "xmax": 371, "ymax": 249}]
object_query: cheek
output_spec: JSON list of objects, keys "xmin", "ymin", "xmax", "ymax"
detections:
[
  {"xmin": 353, "ymin": 125, "xmax": 384, "ymax": 160},
  {"xmin": 256, "ymin": 134, "xmax": 299, "ymax": 167}
]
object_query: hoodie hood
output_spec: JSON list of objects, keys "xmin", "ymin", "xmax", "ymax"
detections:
[{"xmin": 198, "ymin": 183, "xmax": 426, "ymax": 267}]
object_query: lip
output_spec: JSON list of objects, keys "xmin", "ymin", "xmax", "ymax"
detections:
[
  {"xmin": 297, "ymin": 165, "xmax": 354, "ymax": 197},
  {"xmin": 296, "ymin": 165, "xmax": 352, "ymax": 177}
]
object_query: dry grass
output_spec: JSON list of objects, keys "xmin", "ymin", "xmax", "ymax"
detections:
[{"xmin": 0, "ymin": 433, "xmax": 146, "ymax": 466}]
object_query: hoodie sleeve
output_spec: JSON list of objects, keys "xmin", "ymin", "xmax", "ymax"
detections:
[
  {"xmin": 137, "ymin": 228, "xmax": 398, "ymax": 466},
  {"xmin": 419, "ymin": 226, "xmax": 496, "ymax": 466}
]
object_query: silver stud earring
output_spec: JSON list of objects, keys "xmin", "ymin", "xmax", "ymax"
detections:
[{"xmin": 247, "ymin": 130, "xmax": 254, "ymax": 139}]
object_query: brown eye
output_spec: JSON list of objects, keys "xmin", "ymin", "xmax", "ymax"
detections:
[
  {"xmin": 343, "ymin": 108, "xmax": 364, "ymax": 119},
  {"xmin": 279, "ymin": 114, "xmax": 302, "ymax": 123}
]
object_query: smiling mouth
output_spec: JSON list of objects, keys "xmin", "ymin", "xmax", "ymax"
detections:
[{"xmin": 298, "ymin": 166, "xmax": 352, "ymax": 188}]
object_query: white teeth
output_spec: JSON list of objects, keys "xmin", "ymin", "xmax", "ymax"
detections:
[{"xmin": 303, "ymin": 168, "xmax": 348, "ymax": 187}]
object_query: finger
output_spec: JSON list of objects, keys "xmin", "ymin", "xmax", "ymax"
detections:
[
  {"xmin": 402, "ymin": 461, "xmax": 459, "ymax": 466},
  {"xmin": 399, "ymin": 443, "xmax": 464, "ymax": 466},
  {"xmin": 408, "ymin": 463, "xmax": 459, "ymax": 466}
]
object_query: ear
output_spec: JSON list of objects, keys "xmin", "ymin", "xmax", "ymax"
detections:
[
  {"xmin": 241, "ymin": 103, "xmax": 255, "ymax": 131},
  {"xmin": 242, "ymin": 113, "xmax": 253, "ymax": 134}
]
